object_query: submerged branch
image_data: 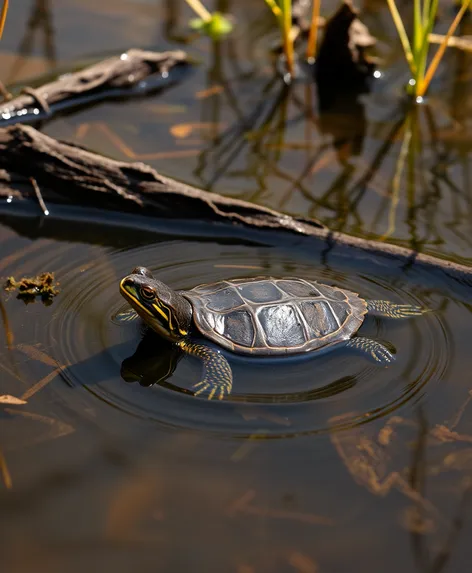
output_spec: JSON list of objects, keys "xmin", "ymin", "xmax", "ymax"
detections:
[{"xmin": 0, "ymin": 124, "xmax": 471, "ymax": 285}]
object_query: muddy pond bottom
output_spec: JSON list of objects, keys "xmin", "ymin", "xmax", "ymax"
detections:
[{"xmin": 1, "ymin": 217, "xmax": 472, "ymax": 573}]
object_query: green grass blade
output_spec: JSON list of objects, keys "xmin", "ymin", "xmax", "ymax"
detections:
[
  {"xmin": 413, "ymin": 0, "xmax": 422, "ymax": 58},
  {"xmin": 386, "ymin": 0, "xmax": 417, "ymax": 76},
  {"xmin": 416, "ymin": 0, "xmax": 439, "ymax": 92},
  {"xmin": 281, "ymin": 0, "xmax": 294, "ymax": 76},
  {"xmin": 419, "ymin": 0, "xmax": 472, "ymax": 95},
  {"xmin": 281, "ymin": 0, "xmax": 292, "ymax": 39},
  {"xmin": 422, "ymin": 0, "xmax": 432, "ymax": 27}
]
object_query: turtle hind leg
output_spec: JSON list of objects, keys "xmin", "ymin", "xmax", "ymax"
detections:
[
  {"xmin": 179, "ymin": 340, "xmax": 233, "ymax": 400},
  {"xmin": 346, "ymin": 336, "xmax": 395, "ymax": 364},
  {"xmin": 366, "ymin": 300, "xmax": 426, "ymax": 319}
]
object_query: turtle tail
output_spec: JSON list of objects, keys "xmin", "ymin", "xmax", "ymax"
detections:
[{"xmin": 178, "ymin": 339, "xmax": 233, "ymax": 400}]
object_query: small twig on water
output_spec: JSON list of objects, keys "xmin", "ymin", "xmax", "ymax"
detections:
[
  {"xmin": 0, "ymin": 449, "xmax": 12, "ymax": 489},
  {"xmin": 0, "ymin": 297, "xmax": 13, "ymax": 347},
  {"xmin": 30, "ymin": 177, "xmax": 49, "ymax": 216}
]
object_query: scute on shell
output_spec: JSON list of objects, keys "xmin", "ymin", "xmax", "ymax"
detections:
[{"xmin": 182, "ymin": 277, "xmax": 367, "ymax": 356}]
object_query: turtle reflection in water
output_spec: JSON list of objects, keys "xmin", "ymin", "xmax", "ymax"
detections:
[
  {"xmin": 118, "ymin": 267, "xmax": 426, "ymax": 400},
  {"xmin": 121, "ymin": 334, "xmax": 183, "ymax": 390}
]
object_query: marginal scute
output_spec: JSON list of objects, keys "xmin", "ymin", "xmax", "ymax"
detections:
[
  {"xmin": 331, "ymin": 289, "xmax": 347, "ymax": 301},
  {"xmin": 278, "ymin": 279, "xmax": 320, "ymax": 298},
  {"xmin": 258, "ymin": 304, "xmax": 306, "ymax": 347},
  {"xmin": 329, "ymin": 301, "xmax": 349, "ymax": 324},
  {"xmin": 192, "ymin": 281, "xmax": 226, "ymax": 294}
]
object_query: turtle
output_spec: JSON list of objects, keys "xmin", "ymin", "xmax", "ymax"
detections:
[{"xmin": 118, "ymin": 267, "xmax": 425, "ymax": 400}]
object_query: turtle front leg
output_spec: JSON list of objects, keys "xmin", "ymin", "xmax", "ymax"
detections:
[
  {"xmin": 366, "ymin": 300, "xmax": 426, "ymax": 319},
  {"xmin": 346, "ymin": 336, "xmax": 395, "ymax": 364},
  {"xmin": 179, "ymin": 340, "xmax": 233, "ymax": 400}
]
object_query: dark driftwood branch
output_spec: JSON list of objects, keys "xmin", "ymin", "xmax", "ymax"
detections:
[
  {"xmin": 0, "ymin": 49, "xmax": 190, "ymax": 125},
  {"xmin": 0, "ymin": 125, "xmax": 325, "ymax": 234},
  {"xmin": 0, "ymin": 124, "xmax": 471, "ymax": 286}
]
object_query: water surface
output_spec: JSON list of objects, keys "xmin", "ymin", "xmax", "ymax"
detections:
[{"xmin": 1, "ymin": 2, "xmax": 472, "ymax": 572}]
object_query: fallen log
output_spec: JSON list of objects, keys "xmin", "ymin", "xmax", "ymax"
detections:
[{"xmin": 0, "ymin": 124, "xmax": 471, "ymax": 289}]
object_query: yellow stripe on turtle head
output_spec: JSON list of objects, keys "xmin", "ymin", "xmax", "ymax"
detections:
[
  {"xmin": 152, "ymin": 302, "xmax": 169, "ymax": 324},
  {"xmin": 155, "ymin": 301, "xmax": 188, "ymax": 336},
  {"xmin": 160, "ymin": 301, "xmax": 177, "ymax": 331},
  {"xmin": 158, "ymin": 302, "xmax": 189, "ymax": 336},
  {"xmin": 120, "ymin": 276, "xmax": 191, "ymax": 338}
]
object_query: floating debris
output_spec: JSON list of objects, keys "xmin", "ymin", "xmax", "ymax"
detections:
[
  {"xmin": 0, "ymin": 394, "xmax": 27, "ymax": 405},
  {"xmin": 30, "ymin": 176, "xmax": 50, "ymax": 216},
  {"xmin": 4, "ymin": 271, "xmax": 60, "ymax": 305}
]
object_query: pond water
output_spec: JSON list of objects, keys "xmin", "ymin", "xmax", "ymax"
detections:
[{"xmin": 1, "ymin": 1, "xmax": 472, "ymax": 572}]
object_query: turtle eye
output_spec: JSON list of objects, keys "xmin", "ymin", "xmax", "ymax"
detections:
[{"xmin": 140, "ymin": 286, "xmax": 156, "ymax": 300}]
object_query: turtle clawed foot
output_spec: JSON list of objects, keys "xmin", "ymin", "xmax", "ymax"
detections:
[
  {"xmin": 346, "ymin": 336, "xmax": 396, "ymax": 365},
  {"xmin": 180, "ymin": 340, "xmax": 233, "ymax": 400},
  {"xmin": 193, "ymin": 381, "xmax": 230, "ymax": 400},
  {"xmin": 387, "ymin": 304, "xmax": 426, "ymax": 318},
  {"xmin": 370, "ymin": 344, "xmax": 395, "ymax": 364}
]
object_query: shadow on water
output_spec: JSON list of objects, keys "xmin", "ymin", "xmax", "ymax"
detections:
[{"xmin": 0, "ymin": 0, "xmax": 472, "ymax": 572}]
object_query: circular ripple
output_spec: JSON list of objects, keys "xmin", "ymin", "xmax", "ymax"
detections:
[{"xmin": 34, "ymin": 237, "xmax": 449, "ymax": 438}]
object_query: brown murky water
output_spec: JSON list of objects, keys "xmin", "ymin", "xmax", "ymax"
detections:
[{"xmin": 1, "ymin": 1, "xmax": 472, "ymax": 572}]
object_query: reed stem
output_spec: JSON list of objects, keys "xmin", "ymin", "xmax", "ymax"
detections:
[
  {"xmin": 418, "ymin": 0, "xmax": 472, "ymax": 96},
  {"xmin": 386, "ymin": 0, "xmax": 416, "ymax": 76},
  {"xmin": 281, "ymin": 0, "xmax": 294, "ymax": 77},
  {"xmin": 0, "ymin": 0, "xmax": 9, "ymax": 39},
  {"xmin": 306, "ymin": 0, "xmax": 321, "ymax": 62},
  {"xmin": 185, "ymin": 0, "xmax": 212, "ymax": 22}
]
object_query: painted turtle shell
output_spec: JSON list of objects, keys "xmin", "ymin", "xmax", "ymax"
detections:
[{"xmin": 181, "ymin": 277, "xmax": 367, "ymax": 356}]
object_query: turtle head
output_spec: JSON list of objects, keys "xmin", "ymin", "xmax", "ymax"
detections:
[{"xmin": 119, "ymin": 267, "xmax": 192, "ymax": 341}]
